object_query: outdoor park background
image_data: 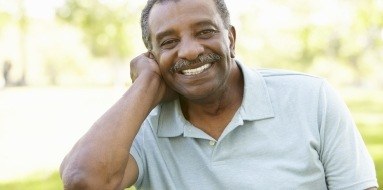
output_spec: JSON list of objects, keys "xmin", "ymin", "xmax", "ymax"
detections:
[{"xmin": 0, "ymin": 0, "xmax": 382, "ymax": 189}]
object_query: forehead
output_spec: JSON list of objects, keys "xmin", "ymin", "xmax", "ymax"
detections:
[{"xmin": 148, "ymin": 0, "xmax": 221, "ymax": 36}]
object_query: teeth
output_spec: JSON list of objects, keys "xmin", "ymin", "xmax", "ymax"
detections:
[{"xmin": 181, "ymin": 64, "xmax": 211, "ymax": 76}]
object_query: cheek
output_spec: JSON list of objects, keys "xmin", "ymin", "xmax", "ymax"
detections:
[
  {"xmin": 157, "ymin": 55, "xmax": 172, "ymax": 72},
  {"xmin": 158, "ymin": 50, "xmax": 175, "ymax": 65},
  {"xmin": 158, "ymin": 55, "xmax": 177, "ymax": 85}
]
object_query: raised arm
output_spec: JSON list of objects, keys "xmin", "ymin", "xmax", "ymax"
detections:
[{"xmin": 60, "ymin": 52, "xmax": 176, "ymax": 189}]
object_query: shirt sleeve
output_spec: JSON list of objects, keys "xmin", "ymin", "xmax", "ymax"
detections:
[{"xmin": 318, "ymin": 80, "xmax": 378, "ymax": 189}]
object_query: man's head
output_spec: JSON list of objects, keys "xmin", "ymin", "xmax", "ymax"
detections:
[
  {"xmin": 140, "ymin": 0, "xmax": 237, "ymax": 101},
  {"xmin": 141, "ymin": 0, "xmax": 231, "ymax": 50}
]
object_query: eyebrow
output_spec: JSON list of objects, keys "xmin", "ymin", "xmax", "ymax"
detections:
[
  {"xmin": 192, "ymin": 20, "xmax": 218, "ymax": 29},
  {"xmin": 155, "ymin": 29, "xmax": 176, "ymax": 43}
]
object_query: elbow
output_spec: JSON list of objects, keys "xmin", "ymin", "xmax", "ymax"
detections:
[
  {"xmin": 61, "ymin": 168, "xmax": 123, "ymax": 190},
  {"xmin": 59, "ymin": 155, "xmax": 101, "ymax": 189},
  {"xmin": 60, "ymin": 158, "xmax": 88, "ymax": 189},
  {"xmin": 59, "ymin": 155, "xmax": 124, "ymax": 189},
  {"xmin": 61, "ymin": 169, "xmax": 93, "ymax": 190}
]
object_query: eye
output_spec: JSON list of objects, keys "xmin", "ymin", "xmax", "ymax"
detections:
[
  {"xmin": 197, "ymin": 29, "xmax": 217, "ymax": 39},
  {"xmin": 160, "ymin": 39, "xmax": 179, "ymax": 49}
]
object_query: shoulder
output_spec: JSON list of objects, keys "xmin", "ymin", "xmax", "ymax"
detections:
[
  {"xmin": 255, "ymin": 68, "xmax": 326, "ymax": 93},
  {"xmin": 238, "ymin": 61, "xmax": 324, "ymax": 88},
  {"xmin": 258, "ymin": 68, "xmax": 322, "ymax": 83}
]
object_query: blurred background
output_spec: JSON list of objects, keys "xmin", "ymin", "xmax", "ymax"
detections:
[{"xmin": 0, "ymin": 0, "xmax": 382, "ymax": 189}]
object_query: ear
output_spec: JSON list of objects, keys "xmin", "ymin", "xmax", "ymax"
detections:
[
  {"xmin": 228, "ymin": 25, "xmax": 236, "ymax": 58},
  {"xmin": 149, "ymin": 49, "xmax": 159, "ymax": 63}
]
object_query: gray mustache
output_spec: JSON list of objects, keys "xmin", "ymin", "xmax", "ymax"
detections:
[{"xmin": 170, "ymin": 53, "xmax": 221, "ymax": 73}]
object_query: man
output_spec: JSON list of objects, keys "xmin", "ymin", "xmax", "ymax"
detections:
[{"xmin": 60, "ymin": 0, "xmax": 378, "ymax": 189}]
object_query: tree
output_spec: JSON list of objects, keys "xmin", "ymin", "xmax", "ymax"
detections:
[
  {"xmin": 56, "ymin": 0, "xmax": 138, "ymax": 60},
  {"xmin": 0, "ymin": 11, "xmax": 11, "ymax": 30},
  {"xmin": 17, "ymin": 0, "xmax": 28, "ymax": 86},
  {"xmin": 236, "ymin": 0, "xmax": 383, "ymax": 86}
]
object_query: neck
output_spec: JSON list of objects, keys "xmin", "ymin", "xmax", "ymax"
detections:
[{"xmin": 180, "ymin": 62, "xmax": 244, "ymax": 139}]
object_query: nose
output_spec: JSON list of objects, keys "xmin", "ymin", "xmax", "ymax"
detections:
[{"xmin": 177, "ymin": 37, "xmax": 204, "ymax": 61}]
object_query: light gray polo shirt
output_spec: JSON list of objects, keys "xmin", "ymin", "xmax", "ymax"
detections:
[{"xmin": 130, "ymin": 62, "xmax": 378, "ymax": 190}]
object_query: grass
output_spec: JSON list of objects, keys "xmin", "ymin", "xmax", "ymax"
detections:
[
  {"xmin": 0, "ymin": 172, "xmax": 62, "ymax": 190},
  {"xmin": 0, "ymin": 87, "xmax": 381, "ymax": 189},
  {"xmin": 0, "ymin": 172, "xmax": 136, "ymax": 190}
]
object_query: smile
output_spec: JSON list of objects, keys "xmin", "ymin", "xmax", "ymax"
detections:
[{"xmin": 181, "ymin": 63, "xmax": 212, "ymax": 76}]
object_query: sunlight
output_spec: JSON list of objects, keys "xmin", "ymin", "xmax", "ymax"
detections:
[
  {"xmin": 24, "ymin": 0, "xmax": 65, "ymax": 20},
  {"xmin": 0, "ymin": 0, "xmax": 382, "ymax": 187}
]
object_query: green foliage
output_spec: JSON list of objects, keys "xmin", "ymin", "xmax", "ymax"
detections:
[
  {"xmin": 0, "ymin": 11, "xmax": 11, "ymax": 28},
  {"xmin": 343, "ymin": 89, "xmax": 383, "ymax": 187},
  {"xmin": 0, "ymin": 172, "xmax": 62, "ymax": 190},
  {"xmin": 237, "ymin": 0, "xmax": 383, "ymax": 86},
  {"xmin": 0, "ymin": 11, "xmax": 12, "ymax": 41},
  {"xmin": 0, "ymin": 171, "xmax": 137, "ymax": 190},
  {"xmin": 56, "ymin": 0, "xmax": 138, "ymax": 59}
]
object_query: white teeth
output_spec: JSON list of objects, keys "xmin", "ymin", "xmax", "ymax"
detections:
[{"xmin": 181, "ymin": 64, "xmax": 211, "ymax": 76}]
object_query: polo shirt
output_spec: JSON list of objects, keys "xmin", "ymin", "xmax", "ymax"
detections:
[{"xmin": 130, "ymin": 61, "xmax": 378, "ymax": 189}]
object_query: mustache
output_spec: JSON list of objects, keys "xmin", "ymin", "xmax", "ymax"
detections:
[{"xmin": 170, "ymin": 53, "xmax": 221, "ymax": 73}]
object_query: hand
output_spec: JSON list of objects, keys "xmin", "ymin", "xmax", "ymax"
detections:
[{"xmin": 130, "ymin": 52, "xmax": 178, "ymax": 106}]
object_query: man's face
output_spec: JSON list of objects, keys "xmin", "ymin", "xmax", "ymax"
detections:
[{"xmin": 149, "ymin": 0, "xmax": 236, "ymax": 101}]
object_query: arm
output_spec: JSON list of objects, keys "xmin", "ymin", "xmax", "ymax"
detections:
[
  {"xmin": 60, "ymin": 53, "xmax": 176, "ymax": 189},
  {"xmin": 318, "ymin": 81, "xmax": 378, "ymax": 190}
]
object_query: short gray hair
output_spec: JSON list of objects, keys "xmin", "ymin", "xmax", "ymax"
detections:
[{"xmin": 141, "ymin": 0, "xmax": 231, "ymax": 50}]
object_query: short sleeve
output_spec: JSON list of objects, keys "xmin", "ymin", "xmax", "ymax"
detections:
[
  {"xmin": 318, "ymin": 80, "xmax": 378, "ymax": 189},
  {"xmin": 130, "ymin": 122, "xmax": 147, "ymax": 188}
]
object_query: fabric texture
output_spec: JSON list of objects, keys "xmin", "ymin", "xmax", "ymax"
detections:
[{"xmin": 130, "ymin": 61, "xmax": 378, "ymax": 190}]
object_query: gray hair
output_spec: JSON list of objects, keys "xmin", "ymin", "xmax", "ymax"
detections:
[{"xmin": 141, "ymin": 0, "xmax": 231, "ymax": 50}]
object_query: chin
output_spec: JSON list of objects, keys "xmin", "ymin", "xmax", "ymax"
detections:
[{"xmin": 179, "ymin": 85, "xmax": 222, "ymax": 102}]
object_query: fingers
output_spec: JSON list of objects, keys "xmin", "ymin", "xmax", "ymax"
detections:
[{"xmin": 130, "ymin": 52, "xmax": 158, "ymax": 83}]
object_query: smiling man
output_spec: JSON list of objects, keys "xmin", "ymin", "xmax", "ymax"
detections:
[{"xmin": 60, "ymin": 0, "xmax": 378, "ymax": 189}]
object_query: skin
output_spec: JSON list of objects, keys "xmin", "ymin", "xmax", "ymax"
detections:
[
  {"xmin": 60, "ymin": 0, "xmax": 242, "ymax": 189},
  {"xmin": 59, "ymin": 0, "xmax": 377, "ymax": 189}
]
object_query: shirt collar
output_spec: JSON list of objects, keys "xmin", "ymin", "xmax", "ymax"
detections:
[
  {"xmin": 156, "ymin": 60, "xmax": 275, "ymax": 138},
  {"xmin": 237, "ymin": 60, "xmax": 275, "ymax": 121},
  {"xmin": 157, "ymin": 99, "xmax": 186, "ymax": 137}
]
